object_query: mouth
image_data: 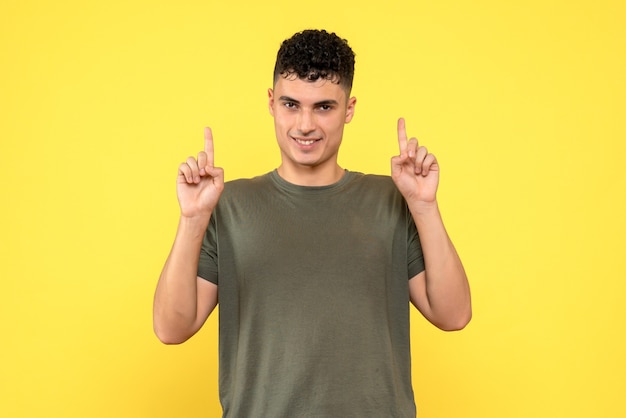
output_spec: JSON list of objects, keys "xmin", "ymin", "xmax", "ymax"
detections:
[
  {"xmin": 294, "ymin": 138, "xmax": 319, "ymax": 146},
  {"xmin": 292, "ymin": 137, "xmax": 322, "ymax": 146}
]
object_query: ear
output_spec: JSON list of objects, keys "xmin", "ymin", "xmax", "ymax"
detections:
[
  {"xmin": 268, "ymin": 88, "xmax": 275, "ymax": 116},
  {"xmin": 344, "ymin": 96, "xmax": 357, "ymax": 123}
]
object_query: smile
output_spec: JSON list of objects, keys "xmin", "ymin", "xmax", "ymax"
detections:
[{"xmin": 293, "ymin": 138, "xmax": 320, "ymax": 146}]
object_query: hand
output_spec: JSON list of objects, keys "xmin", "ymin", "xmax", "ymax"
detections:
[
  {"xmin": 391, "ymin": 118, "xmax": 439, "ymax": 205},
  {"xmin": 177, "ymin": 127, "xmax": 224, "ymax": 219}
]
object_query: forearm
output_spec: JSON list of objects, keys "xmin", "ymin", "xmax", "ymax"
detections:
[
  {"xmin": 409, "ymin": 200, "xmax": 472, "ymax": 330},
  {"xmin": 153, "ymin": 215, "xmax": 211, "ymax": 342}
]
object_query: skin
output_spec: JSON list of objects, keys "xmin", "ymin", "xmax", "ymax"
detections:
[
  {"xmin": 268, "ymin": 76, "xmax": 356, "ymax": 186},
  {"xmin": 153, "ymin": 77, "xmax": 471, "ymax": 344},
  {"xmin": 153, "ymin": 128, "xmax": 221, "ymax": 344},
  {"xmin": 393, "ymin": 118, "xmax": 472, "ymax": 330}
]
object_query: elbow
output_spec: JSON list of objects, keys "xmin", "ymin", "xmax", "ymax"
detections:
[
  {"xmin": 155, "ymin": 333, "xmax": 187, "ymax": 345},
  {"xmin": 153, "ymin": 322, "xmax": 192, "ymax": 345},
  {"xmin": 153, "ymin": 306, "xmax": 200, "ymax": 345},
  {"xmin": 436, "ymin": 308, "xmax": 472, "ymax": 332},
  {"xmin": 444, "ymin": 314, "xmax": 472, "ymax": 332}
]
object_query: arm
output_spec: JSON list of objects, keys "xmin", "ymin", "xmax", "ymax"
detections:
[
  {"xmin": 391, "ymin": 118, "xmax": 471, "ymax": 331},
  {"xmin": 153, "ymin": 128, "xmax": 224, "ymax": 344}
]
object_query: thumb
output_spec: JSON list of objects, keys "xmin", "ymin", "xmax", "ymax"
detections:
[
  {"xmin": 390, "ymin": 155, "xmax": 404, "ymax": 178},
  {"xmin": 205, "ymin": 166, "xmax": 225, "ymax": 187}
]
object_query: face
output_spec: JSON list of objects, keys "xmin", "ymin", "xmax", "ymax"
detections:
[{"xmin": 268, "ymin": 76, "xmax": 356, "ymax": 183}]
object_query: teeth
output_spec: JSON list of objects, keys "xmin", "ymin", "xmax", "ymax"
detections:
[{"xmin": 295, "ymin": 139, "xmax": 316, "ymax": 145}]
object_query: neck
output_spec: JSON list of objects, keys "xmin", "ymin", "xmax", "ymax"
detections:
[{"xmin": 277, "ymin": 163, "xmax": 345, "ymax": 186}]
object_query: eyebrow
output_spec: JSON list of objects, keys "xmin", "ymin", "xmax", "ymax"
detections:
[{"xmin": 278, "ymin": 96, "xmax": 340, "ymax": 106}]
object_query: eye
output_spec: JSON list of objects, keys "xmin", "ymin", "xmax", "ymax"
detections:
[
  {"xmin": 283, "ymin": 101, "xmax": 298, "ymax": 109},
  {"xmin": 318, "ymin": 104, "xmax": 333, "ymax": 111}
]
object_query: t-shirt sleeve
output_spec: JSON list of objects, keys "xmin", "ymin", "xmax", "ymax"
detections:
[
  {"xmin": 197, "ymin": 214, "xmax": 219, "ymax": 284},
  {"xmin": 407, "ymin": 213, "xmax": 425, "ymax": 279}
]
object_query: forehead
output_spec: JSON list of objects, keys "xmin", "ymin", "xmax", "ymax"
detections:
[{"xmin": 274, "ymin": 77, "xmax": 347, "ymax": 103}]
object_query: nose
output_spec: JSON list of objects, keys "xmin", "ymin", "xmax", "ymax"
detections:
[{"xmin": 296, "ymin": 109, "xmax": 315, "ymax": 135}]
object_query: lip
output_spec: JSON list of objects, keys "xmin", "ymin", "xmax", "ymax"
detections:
[{"xmin": 292, "ymin": 136, "xmax": 322, "ymax": 147}]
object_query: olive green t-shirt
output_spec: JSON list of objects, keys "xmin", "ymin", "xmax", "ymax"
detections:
[{"xmin": 198, "ymin": 170, "xmax": 424, "ymax": 418}]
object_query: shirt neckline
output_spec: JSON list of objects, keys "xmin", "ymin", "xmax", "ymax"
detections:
[{"xmin": 268, "ymin": 169, "xmax": 357, "ymax": 195}]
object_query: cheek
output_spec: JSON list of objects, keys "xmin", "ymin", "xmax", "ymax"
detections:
[
  {"xmin": 275, "ymin": 119, "xmax": 288, "ymax": 133},
  {"xmin": 326, "ymin": 118, "xmax": 345, "ymax": 135},
  {"xmin": 274, "ymin": 117, "xmax": 292, "ymax": 139},
  {"xmin": 273, "ymin": 111, "xmax": 292, "ymax": 128}
]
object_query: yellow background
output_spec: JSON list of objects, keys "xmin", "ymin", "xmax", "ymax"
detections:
[{"xmin": 2, "ymin": 0, "xmax": 625, "ymax": 417}]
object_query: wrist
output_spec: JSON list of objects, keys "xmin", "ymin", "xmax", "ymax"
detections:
[
  {"xmin": 407, "ymin": 198, "xmax": 439, "ymax": 217},
  {"xmin": 178, "ymin": 214, "xmax": 211, "ymax": 238},
  {"xmin": 179, "ymin": 203, "xmax": 214, "ymax": 222}
]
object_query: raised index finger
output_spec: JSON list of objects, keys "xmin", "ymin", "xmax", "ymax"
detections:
[
  {"xmin": 397, "ymin": 118, "xmax": 408, "ymax": 156},
  {"xmin": 204, "ymin": 127, "xmax": 215, "ymax": 167}
]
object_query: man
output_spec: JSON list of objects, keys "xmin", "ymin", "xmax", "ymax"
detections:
[{"xmin": 154, "ymin": 29, "xmax": 471, "ymax": 417}]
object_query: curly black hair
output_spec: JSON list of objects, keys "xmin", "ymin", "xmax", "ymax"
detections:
[{"xmin": 273, "ymin": 29, "xmax": 355, "ymax": 92}]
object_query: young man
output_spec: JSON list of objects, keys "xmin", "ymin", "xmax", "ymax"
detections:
[{"xmin": 154, "ymin": 29, "xmax": 471, "ymax": 417}]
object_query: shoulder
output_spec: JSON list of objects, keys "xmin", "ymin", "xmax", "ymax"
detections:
[
  {"xmin": 341, "ymin": 171, "xmax": 407, "ymax": 212},
  {"xmin": 213, "ymin": 173, "xmax": 276, "ymax": 214},
  {"xmin": 345, "ymin": 171, "xmax": 399, "ymax": 195},
  {"xmin": 221, "ymin": 172, "xmax": 273, "ymax": 196}
]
